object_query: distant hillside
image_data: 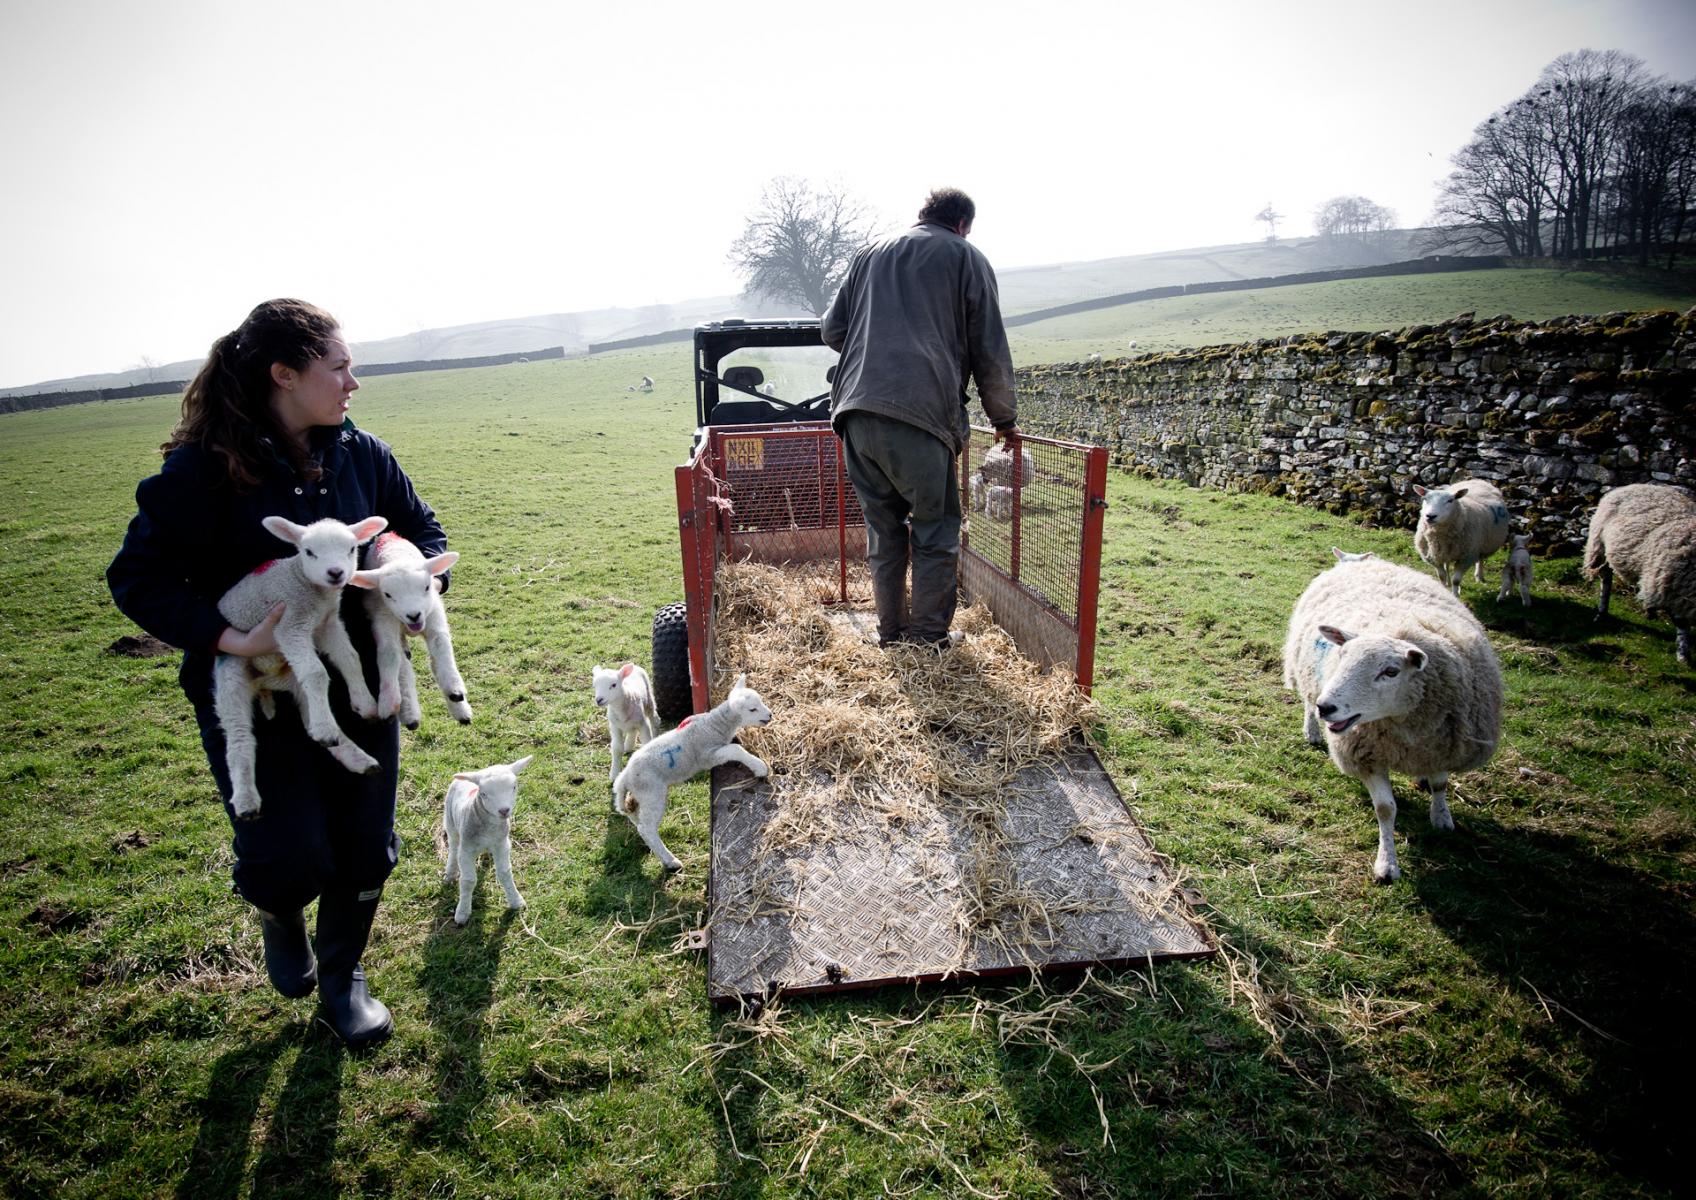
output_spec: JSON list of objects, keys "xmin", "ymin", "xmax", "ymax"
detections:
[{"xmin": 1, "ymin": 230, "xmax": 1444, "ymax": 397}]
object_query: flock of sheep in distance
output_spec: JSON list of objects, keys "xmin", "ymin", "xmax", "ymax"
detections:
[{"xmin": 1283, "ymin": 479, "xmax": 1694, "ymax": 882}]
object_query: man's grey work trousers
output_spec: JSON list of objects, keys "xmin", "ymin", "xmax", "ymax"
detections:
[{"xmin": 837, "ymin": 410, "xmax": 961, "ymax": 644}]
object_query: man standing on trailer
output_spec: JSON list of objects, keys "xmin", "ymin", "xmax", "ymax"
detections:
[{"xmin": 822, "ymin": 187, "xmax": 1021, "ymax": 651}]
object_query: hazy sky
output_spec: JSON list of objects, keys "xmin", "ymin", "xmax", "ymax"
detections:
[{"xmin": 2, "ymin": 0, "xmax": 1693, "ymax": 387}]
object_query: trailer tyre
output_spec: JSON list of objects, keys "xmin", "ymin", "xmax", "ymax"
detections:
[{"xmin": 651, "ymin": 601, "xmax": 692, "ymax": 724}]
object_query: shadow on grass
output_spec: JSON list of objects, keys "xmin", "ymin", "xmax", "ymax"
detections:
[
  {"xmin": 417, "ymin": 889, "xmax": 520, "ymax": 1145},
  {"xmin": 581, "ymin": 812, "xmax": 682, "ymax": 920},
  {"xmin": 174, "ymin": 1023, "xmax": 347, "ymax": 1200},
  {"xmin": 1413, "ymin": 813, "xmax": 1696, "ymax": 1192}
]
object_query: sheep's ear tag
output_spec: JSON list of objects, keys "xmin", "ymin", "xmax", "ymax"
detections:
[{"xmin": 620, "ymin": 663, "xmax": 635, "ymax": 679}]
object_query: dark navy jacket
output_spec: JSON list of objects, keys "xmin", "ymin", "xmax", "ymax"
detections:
[{"xmin": 107, "ymin": 420, "xmax": 448, "ymax": 706}]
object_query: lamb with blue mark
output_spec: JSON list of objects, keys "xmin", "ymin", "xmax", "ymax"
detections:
[{"xmin": 1282, "ymin": 555, "xmax": 1503, "ymax": 882}]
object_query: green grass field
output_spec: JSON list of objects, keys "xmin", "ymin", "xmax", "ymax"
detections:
[
  {"xmin": 1008, "ymin": 267, "xmax": 1696, "ymax": 364},
  {"xmin": 2, "ymin": 270, "xmax": 1693, "ymax": 1197}
]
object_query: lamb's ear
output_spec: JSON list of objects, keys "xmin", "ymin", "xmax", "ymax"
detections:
[
  {"xmin": 619, "ymin": 663, "xmax": 635, "ymax": 679},
  {"xmin": 1318, "ymin": 624, "xmax": 1353, "ymax": 646},
  {"xmin": 1331, "ymin": 546, "xmax": 1345, "ymax": 561},
  {"xmin": 1403, "ymin": 646, "xmax": 1427, "ymax": 671},
  {"xmin": 425, "ymin": 552, "xmax": 458, "ymax": 575},
  {"xmin": 349, "ymin": 516, "xmax": 388, "ymax": 543},
  {"xmin": 733, "ymin": 672, "xmax": 747, "ymax": 690},
  {"xmin": 452, "ymin": 773, "xmax": 481, "ymax": 798},
  {"xmin": 1412, "ymin": 485, "xmax": 1427, "ymax": 498},
  {"xmin": 1451, "ymin": 487, "xmax": 1469, "ymax": 501},
  {"xmin": 348, "ymin": 570, "xmax": 380, "ymax": 590},
  {"xmin": 508, "ymin": 755, "xmax": 534, "ymax": 775},
  {"xmin": 262, "ymin": 515, "xmax": 305, "ymax": 544}
]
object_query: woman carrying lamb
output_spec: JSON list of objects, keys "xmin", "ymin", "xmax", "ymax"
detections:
[{"xmin": 107, "ymin": 299, "xmax": 451, "ymax": 1049}]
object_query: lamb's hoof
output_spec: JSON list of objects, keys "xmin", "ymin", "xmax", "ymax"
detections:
[
  {"xmin": 1372, "ymin": 863, "xmax": 1401, "ymax": 884},
  {"xmin": 453, "ymin": 913, "xmax": 470, "ymax": 927},
  {"xmin": 232, "ymin": 807, "xmax": 262, "ymax": 822},
  {"xmin": 662, "ymin": 861, "xmax": 683, "ymax": 875},
  {"xmin": 455, "ymin": 716, "xmax": 472, "ymax": 726},
  {"xmin": 508, "ymin": 898, "xmax": 527, "ymax": 911},
  {"xmin": 405, "ymin": 720, "xmax": 420, "ymax": 732}
]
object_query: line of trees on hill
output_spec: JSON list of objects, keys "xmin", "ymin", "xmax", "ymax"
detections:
[{"xmin": 1432, "ymin": 49, "xmax": 1696, "ymax": 266}]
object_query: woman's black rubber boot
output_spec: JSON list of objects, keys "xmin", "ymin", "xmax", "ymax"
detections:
[
  {"xmin": 257, "ymin": 907, "xmax": 317, "ymax": 999},
  {"xmin": 314, "ymin": 888, "xmax": 392, "ymax": 1049}
]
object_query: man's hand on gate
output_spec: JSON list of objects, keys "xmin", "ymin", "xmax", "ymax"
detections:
[{"xmin": 994, "ymin": 424, "xmax": 1022, "ymax": 444}]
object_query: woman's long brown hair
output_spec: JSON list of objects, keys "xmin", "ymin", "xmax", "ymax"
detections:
[{"xmin": 163, "ymin": 299, "xmax": 340, "ymax": 489}]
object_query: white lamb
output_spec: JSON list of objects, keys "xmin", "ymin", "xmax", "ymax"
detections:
[
  {"xmin": 1496, "ymin": 534, "xmax": 1533, "ymax": 607},
  {"xmin": 611, "ymin": 673, "xmax": 771, "ymax": 872},
  {"xmin": 1413, "ymin": 479, "xmax": 1512, "ymax": 595},
  {"xmin": 968, "ymin": 470, "xmax": 986, "ymax": 514},
  {"xmin": 349, "ymin": 532, "xmax": 471, "ymax": 728},
  {"xmin": 213, "ymin": 515, "xmax": 389, "ymax": 819},
  {"xmin": 443, "ymin": 755, "xmax": 534, "ymax": 925},
  {"xmin": 981, "ymin": 441, "xmax": 1036, "ymax": 490},
  {"xmin": 1282, "ymin": 557, "xmax": 1503, "ymax": 883},
  {"xmin": 593, "ymin": 662, "xmax": 659, "ymax": 782},
  {"xmin": 1584, "ymin": 483, "xmax": 1696, "ymax": 666},
  {"xmin": 986, "ymin": 484, "xmax": 1015, "ymax": 522}
]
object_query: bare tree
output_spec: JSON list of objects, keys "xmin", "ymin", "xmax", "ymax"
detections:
[
  {"xmin": 730, "ymin": 177, "xmax": 879, "ymax": 315},
  {"xmin": 134, "ymin": 354, "xmax": 161, "ymax": 384},
  {"xmin": 1255, "ymin": 203, "xmax": 1283, "ymax": 243}
]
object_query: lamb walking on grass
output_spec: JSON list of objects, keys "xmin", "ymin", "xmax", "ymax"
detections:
[
  {"xmin": 350, "ymin": 532, "xmax": 470, "ymax": 728},
  {"xmin": 593, "ymin": 662, "xmax": 659, "ymax": 782},
  {"xmin": 1497, "ymin": 534, "xmax": 1533, "ymax": 607},
  {"xmin": 1584, "ymin": 483, "xmax": 1696, "ymax": 666},
  {"xmin": 443, "ymin": 755, "xmax": 534, "ymax": 926},
  {"xmin": 1413, "ymin": 479, "xmax": 1512, "ymax": 595},
  {"xmin": 214, "ymin": 515, "xmax": 389, "ymax": 819},
  {"xmin": 611, "ymin": 673, "xmax": 771, "ymax": 871},
  {"xmin": 1282, "ymin": 557, "xmax": 1503, "ymax": 882}
]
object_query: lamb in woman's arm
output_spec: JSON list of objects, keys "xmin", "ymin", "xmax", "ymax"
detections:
[
  {"xmin": 350, "ymin": 532, "xmax": 471, "ymax": 727},
  {"xmin": 1282, "ymin": 557, "xmax": 1503, "ymax": 883},
  {"xmin": 214, "ymin": 515, "xmax": 389, "ymax": 819},
  {"xmin": 1584, "ymin": 483, "xmax": 1696, "ymax": 666}
]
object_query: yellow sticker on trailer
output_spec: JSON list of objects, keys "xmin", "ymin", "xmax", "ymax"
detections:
[{"xmin": 725, "ymin": 438, "xmax": 764, "ymax": 471}]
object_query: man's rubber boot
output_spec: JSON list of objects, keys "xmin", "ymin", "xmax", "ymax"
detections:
[
  {"xmin": 257, "ymin": 907, "xmax": 317, "ymax": 999},
  {"xmin": 314, "ymin": 888, "xmax": 393, "ymax": 1049}
]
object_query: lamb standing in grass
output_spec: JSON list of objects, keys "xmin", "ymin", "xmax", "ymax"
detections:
[
  {"xmin": 350, "ymin": 532, "xmax": 470, "ymax": 728},
  {"xmin": 593, "ymin": 662, "xmax": 658, "ymax": 782},
  {"xmin": 1282, "ymin": 557, "xmax": 1503, "ymax": 882},
  {"xmin": 1413, "ymin": 480, "xmax": 1512, "ymax": 595},
  {"xmin": 1584, "ymin": 483, "xmax": 1696, "ymax": 666},
  {"xmin": 980, "ymin": 441, "xmax": 1035, "ymax": 491},
  {"xmin": 1497, "ymin": 534, "xmax": 1533, "ymax": 606},
  {"xmin": 214, "ymin": 515, "xmax": 389, "ymax": 819},
  {"xmin": 985, "ymin": 484, "xmax": 1015, "ymax": 522},
  {"xmin": 443, "ymin": 755, "xmax": 533, "ymax": 925},
  {"xmin": 611, "ymin": 673, "xmax": 771, "ymax": 871}
]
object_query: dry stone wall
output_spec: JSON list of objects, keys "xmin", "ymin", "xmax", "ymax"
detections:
[{"xmin": 1014, "ymin": 309, "xmax": 1696, "ymax": 552}]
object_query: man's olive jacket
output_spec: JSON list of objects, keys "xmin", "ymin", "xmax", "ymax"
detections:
[{"xmin": 821, "ymin": 221, "xmax": 1017, "ymax": 454}]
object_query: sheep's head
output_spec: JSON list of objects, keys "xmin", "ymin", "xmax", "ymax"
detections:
[
  {"xmin": 592, "ymin": 663, "xmax": 640, "ymax": 709},
  {"xmin": 1311, "ymin": 625, "xmax": 1427, "ymax": 735},
  {"xmin": 1413, "ymin": 484, "xmax": 1468, "ymax": 526},
  {"xmin": 726, "ymin": 672, "xmax": 772, "ymax": 729},
  {"xmin": 350, "ymin": 549, "xmax": 457, "ymax": 633},
  {"xmin": 453, "ymin": 754, "xmax": 534, "ymax": 821},
  {"xmin": 264, "ymin": 515, "xmax": 387, "ymax": 590}
]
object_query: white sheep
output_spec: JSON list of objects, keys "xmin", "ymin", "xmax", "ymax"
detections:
[
  {"xmin": 1583, "ymin": 483, "xmax": 1696, "ymax": 666},
  {"xmin": 626, "ymin": 375, "xmax": 655, "ymax": 393},
  {"xmin": 611, "ymin": 673, "xmax": 771, "ymax": 871},
  {"xmin": 1086, "ymin": 352, "xmax": 1101, "ymax": 364},
  {"xmin": 1496, "ymin": 534, "xmax": 1533, "ymax": 607},
  {"xmin": 213, "ymin": 515, "xmax": 389, "ymax": 819},
  {"xmin": 1413, "ymin": 479, "xmax": 1512, "ymax": 595},
  {"xmin": 981, "ymin": 441, "xmax": 1036, "ymax": 491},
  {"xmin": 757, "ymin": 381, "xmax": 776, "ymax": 397},
  {"xmin": 592, "ymin": 662, "xmax": 659, "ymax": 782},
  {"xmin": 443, "ymin": 754, "xmax": 534, "ymax": 925},
  {"xmin": 349, "ymin": 533, "xmax": 470, "ymax": 728},
  {"xmin": 1282, "ymin": 557, "xmax": 1503, "ymax": 882},
  {"xmin": 968, "ymin": 471, "xmax": 986, "ymax": 514},
  {"xmin": 1331, "ymin": 547, "xmax": 1377, "ymax": 563},
  {"xmin": 985, "ymin": 484, "xmax": 1015, "ymax": 522}
]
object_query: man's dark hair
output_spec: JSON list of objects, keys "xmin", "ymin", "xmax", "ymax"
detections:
[{"xmin": 918, "ymin": 187, "xmax": 975, "ymax": 229}]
